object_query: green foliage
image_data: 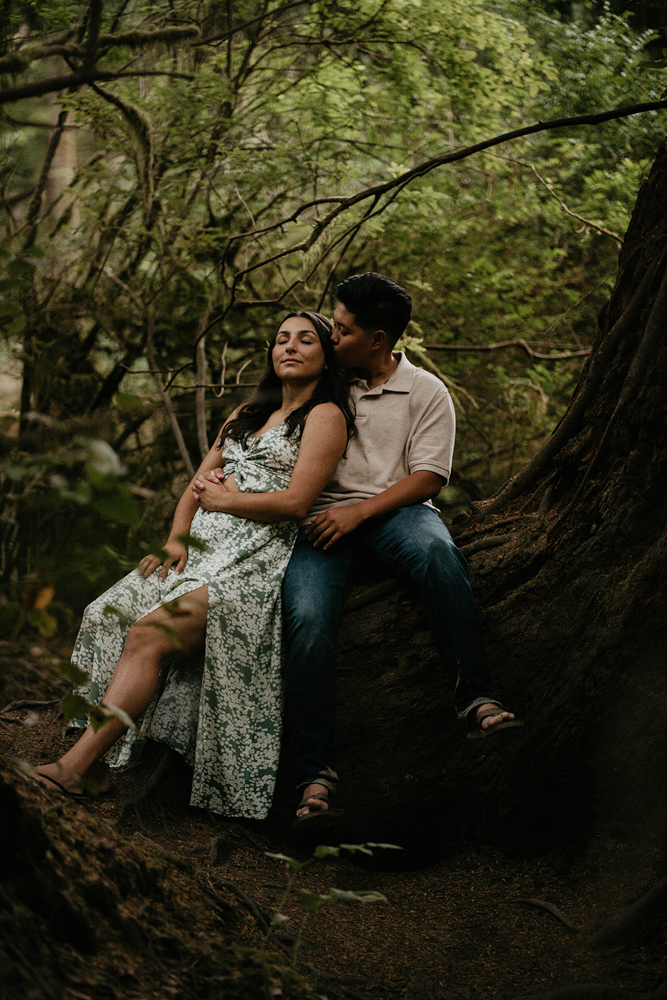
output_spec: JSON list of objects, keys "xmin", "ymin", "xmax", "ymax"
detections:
[
  {"xmin": 266, "ymin": 843, "xmax": 398, "ymax": 963},
  {"xmin": 1, "ymin": 0, "xmax": 666, "ymax": 611}
]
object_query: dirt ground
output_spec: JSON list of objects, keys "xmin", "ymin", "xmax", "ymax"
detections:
[{"xmin": 2, "ymin": 640, "xmax": 667, "ymax": 1000}]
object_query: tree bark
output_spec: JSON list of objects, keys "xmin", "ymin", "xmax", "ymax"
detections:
[{"xmin": 296, "ymin": 139, "xmax": 667, "ymax": 854}]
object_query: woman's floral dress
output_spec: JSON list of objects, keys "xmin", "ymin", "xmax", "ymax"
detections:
[{"xmin": 71, "ymin": 424, "xmax": 300, "ymax": 819}]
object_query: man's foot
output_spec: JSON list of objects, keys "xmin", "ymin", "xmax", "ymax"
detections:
[
  {"xmin": 32, "ymin": 762, "xmax": 110, "ymax": 797},
  {"xmin": 291, "ymin": 782, "xmax": 345, "ymax": 832},
  {"xmin": 295, "ymin": 782, "xmax": 330, "ymax": 819},
  {"xmin": 467, "ymin": 703, "xmax": 524, "ymax": 740},
  {"xmin": 478, "ymin": 703, "xmax": 515, "ymax": 730}
]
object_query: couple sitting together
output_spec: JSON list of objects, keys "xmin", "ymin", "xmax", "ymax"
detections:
[{"xmin": 34, "ymin": 272, "xmax": 520, "ymax": 825}]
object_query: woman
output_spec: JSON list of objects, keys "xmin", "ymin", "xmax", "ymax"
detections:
[{"xmin": 34, "ymin": 311, "xmax": 354, "ymax": 819}]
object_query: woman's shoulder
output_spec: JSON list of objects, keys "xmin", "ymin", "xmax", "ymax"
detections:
[{"xmin": 303, "ymin": 401, "xmax": 345, "ymax": 424}]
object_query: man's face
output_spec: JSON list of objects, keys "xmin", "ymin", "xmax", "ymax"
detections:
[{"xmin": 331, "ymin": 303, "xmax": 376, "ymax": 369}]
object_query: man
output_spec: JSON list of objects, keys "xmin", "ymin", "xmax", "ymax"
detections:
[{"xmin": 283, "ymin": 272, "xmax": 521, "ymax": 826}]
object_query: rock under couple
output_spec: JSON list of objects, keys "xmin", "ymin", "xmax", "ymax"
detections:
[{"xmin": 33, "ymin": 272, "xmax": 521, "ymax": 825}]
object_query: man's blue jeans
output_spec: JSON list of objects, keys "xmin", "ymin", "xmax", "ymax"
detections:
[{"xmin": 282, "ymin": 504, "xmax": 498, "ymax": 791}]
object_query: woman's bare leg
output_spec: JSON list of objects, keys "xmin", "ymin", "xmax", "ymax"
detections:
[{"xmin": 35, "ymin": 586, "xmax": 209, "ymax": 794}]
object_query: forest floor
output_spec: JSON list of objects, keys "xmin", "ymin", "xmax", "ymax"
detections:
[{"xmin": 2, "ymin": 639, "xmax": 667, "ymax": 1000}]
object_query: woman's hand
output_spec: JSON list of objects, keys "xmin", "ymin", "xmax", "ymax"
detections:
[
  {"xmin": 192, "ymin": 473, "xmax": 231, "ymax": 511},
  {"xmin": 138, "ymin": 538, "xmax": 188, "ymax": 582}
]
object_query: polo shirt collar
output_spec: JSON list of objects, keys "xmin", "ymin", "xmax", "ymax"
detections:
[{"xmin": 351, "ymin": 352, "xmax": 416, "ymax": 394}]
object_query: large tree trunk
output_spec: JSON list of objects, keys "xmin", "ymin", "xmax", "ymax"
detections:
[{"xmin": 300, "ymin": 140, "xmax": 667, "ymax": 854}]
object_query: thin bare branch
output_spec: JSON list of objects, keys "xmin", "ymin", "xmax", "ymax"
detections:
[
  {"xmin": 145, "ymin": 311, "xmax": 195, "ymax": 479},
  {"xmin": 95, "ymin": 268, "xmax": 195, "ymax": 477},
  {"xmin": 22, "ymin": 110, "xmax": 68, "ymax": 251},
  {"xmin": 425, "ymin": 340, "xmax": 592, "ymax": 361},
  {"xmin": 196, "ymin": 0, "xmax": 307, "ymax": 46},
  {"xmin": 225, "ymin": 99, "xmax": 667, "ymax": 245},
  {"xmin": 490, "ymin": 152, "xmax": 623, "ymax": 244},
  {"xmin": 195, "ymin": 312, "xmax": 209, "ymax": 459}
]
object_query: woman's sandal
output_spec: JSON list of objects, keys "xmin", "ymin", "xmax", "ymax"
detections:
[
  {"xmin": 291, "ymin": 789, "xmax": 345, "ymax": 830},
  {"xmin": 467, "ymin": 705, "xmax": 524, "ymax": 740},
  {"xmin": 32, "ymin": 770, "xmax": 91, "ymax": 798}
]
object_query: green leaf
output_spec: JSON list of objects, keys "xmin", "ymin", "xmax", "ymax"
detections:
[
  {"xmin": 177, "ymin": 533, "xmax": 208, "ymax": 553},
  {"xmin": 61, "ymin": 691, "xmax": 92, "ymax": 723},
  {"xmin": 265, "ymin": 852, "xmax": 304, "ymax": 871},
  {"xmin": 114, "ymin": 392, "xmax": 146, "ymax": 413},
  {"xmin": 313, "ymin": 845, "xmax": 340, "ymax": 859},
  {"xmin": 327, "ymin": 888, "xmax": 387, "ymax": 904},
  {"xmin": 299, "ymin": 890, "xmax": 327, "ymax": 914},
  {"xmin": 93, "ymin": 488, "xmax": 140, "ymax": 525},
  {"xmin": 58, "ymin": 661, "xmax": 90, "ymax": 686},
  {"xmin": 338, "ymin": 843, "xmax": 373, "ymax": 856},
  {"xmin": 364, "ymin": 843, "xmax": 405, "ymax": 851},
  {"xmin": 25, "ymin": 609, "xmax": 58, "ymax": 637}
]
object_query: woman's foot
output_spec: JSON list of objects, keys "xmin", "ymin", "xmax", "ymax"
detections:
[{"xmin": 32, "ymin": 761, "xmax": 110, "ymax": 797}]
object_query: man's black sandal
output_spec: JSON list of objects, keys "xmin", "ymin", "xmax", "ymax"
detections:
[
  {"xmin": 467, "ymin": 705, "xmax": 524, "ymax": 740},
  {"xmin": 291, "ymin": 789, "xmax": 344, "ymax": 830}
]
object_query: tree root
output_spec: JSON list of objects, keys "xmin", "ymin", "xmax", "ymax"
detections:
[
  {"xmin": 211, "ymin": 876, "xmax": 292, "ymax": 959},
  {"xmin": 507, "ymin": 978, "xmax": 667, "ymax": 1000},
  {"xmin": 453, "ymin": 512, "xmax": 538, "ymax": 543},
  {"xmin": 514, "ymin": 897, "xmax": 578, "ymax": 931},
  {"xmin": 459, "ymin": 534, "xmax": 514, "ymax": 557},
  {"xmin": 0, "ymin": 698, "xmax": 60, "ymax": 715},
  {"xmin": 590, "ymin": 875, "xmax": 667, "ymax": 950},
  {"xmin": 118, "ymin": 744, "xmax": 172, "ymax": 821}
]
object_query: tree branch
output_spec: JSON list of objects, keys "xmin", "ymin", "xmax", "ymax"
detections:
[
  {"xmin": 83, "ymin": 0, "xmax": 104, "ymax": 71},
  {"xmin": 195, "ymin": 312, "xmax": 209, "ymax": 459},
  {"xmin": 145, "ymin": 310, "xmax": 195, "ymax": 479},
  {"xmin": 194, "ymin": 99, "xmax": 667, "ymax": 341},
  {"xmin": 196, "ymin": 0, "xmax": 308, "ymax": 47},
  {"xmin": 95, "ymin": 267, "xmax": 195, "ymax": 477},
  {"xmin": 490, "ymin": 152, "xmax": 623, "ymax": 245},
  {"xmin": 225, "ymin": 99, "xmax": 667, "ymax": 245},
  {"xmin": 425, "ymin": 340, "xmax": 591, "ymax": 361},
  {"xmin": 0, "ymin": 68, "xmax": 194, "ymax": 105},
  {"xmin": 22, "ymin": 110, "xmax": 68, "ymax": 251}
]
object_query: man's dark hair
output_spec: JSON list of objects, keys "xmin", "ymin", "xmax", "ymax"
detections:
[{"xmin": 335, "ymin": 272, "xmax": 412, "ymax": 346}]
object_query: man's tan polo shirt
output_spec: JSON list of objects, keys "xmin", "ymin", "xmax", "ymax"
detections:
[{"xmin": 306, "ymin": 352, "xmax": 455, "ymax": 521}]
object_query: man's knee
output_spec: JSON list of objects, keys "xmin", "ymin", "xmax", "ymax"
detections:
[
  {"xmin": 397, "ymin": 513, "xmax": 465, "ymax": 577},
  {"xmin": 283, "ymin": 540, "xmax": 349, "ymax": 642},
  {"xmin": 283, "ymin": 588, "xmax": 336, "ymax": 645}
]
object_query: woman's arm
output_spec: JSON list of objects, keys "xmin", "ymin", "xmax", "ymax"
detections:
[
  {"xmin": 192, "ymin": 403, "xmax": 347, "ymax": 523},
  {"xmin": 139, "ymin": 408, "xmax": 243, "ymax": 580}
]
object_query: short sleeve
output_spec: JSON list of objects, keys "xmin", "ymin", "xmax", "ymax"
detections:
[{"xmin": 406, "ymin": 381, "xmax": 456, "ymax": 484}]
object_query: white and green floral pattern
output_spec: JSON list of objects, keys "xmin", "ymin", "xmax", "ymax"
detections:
[{"xmin": 71, "ymin": 424, "xmax": 300, "ymax": 819}]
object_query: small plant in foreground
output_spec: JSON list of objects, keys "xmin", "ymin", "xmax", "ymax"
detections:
[{"xmin": 266, "ymin": 842, "xmax": 402, "ymax": 964}]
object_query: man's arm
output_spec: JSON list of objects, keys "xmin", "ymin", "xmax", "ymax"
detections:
[{"xmin": 306, "ymin": 470, "xmax": 445, "ymax": 551}]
